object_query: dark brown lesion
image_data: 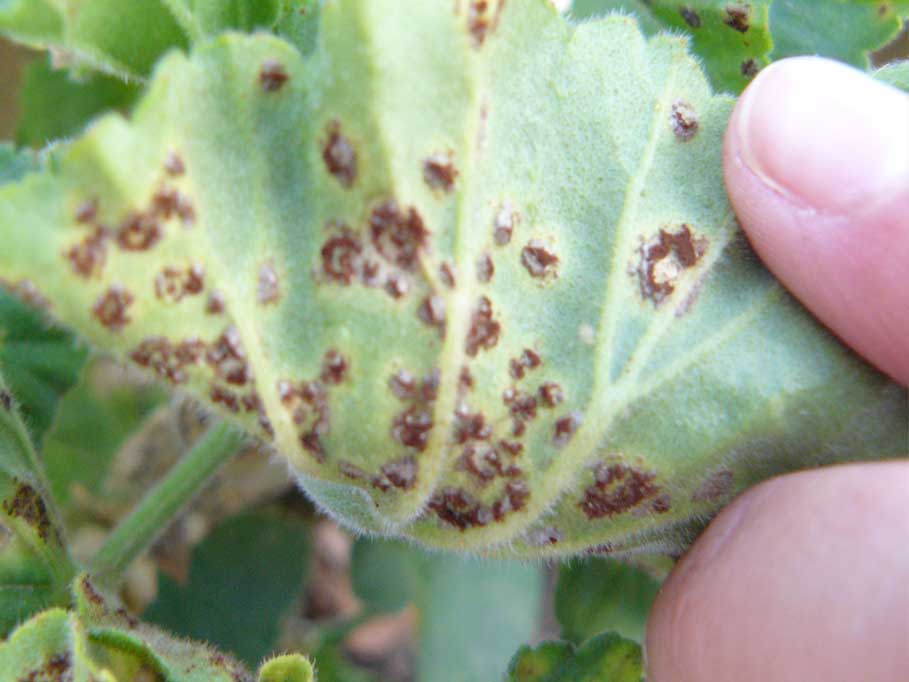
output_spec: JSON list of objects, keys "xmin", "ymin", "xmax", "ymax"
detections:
[
  {"xmin": 466, "ymin": 0, "xmax": 506, "ymax": 48},
  {"xmin": 320, "ymin": 350, "xmax": 348, "ymax": 385},
  {"xmin": 116, "ymin": 211, "xmax": 163, "ymax": 251},
  {"xmin": 670, "ymin": 100, "xmax": 699, "ymax": 141},
  {"xmin": 131, "ymin": 336, "xmax": 205, "ymax": 385},
  {"xmin": 417, "ymin": 295, "xmax": 447, "ymax": 336},
  {"xmin": 2, "ymin": 482, "xmax": 55, "ymax": 543},
  {"xmin": 538, "ymin": 382, "xmax": 564, "ymax": 408},
  {"xmin": 369, "ymin": 201, "xmax": 429, "ymax": 271},
  {"xmin": 679, "ymin": 6, "xmax": 701, "ymax": 28},
  {"xmin": 154, "ymin": 263, "xmax": 205, "ymax": 303},
  {"xmin": 259, "ymin": 59, "xmax": 289, "ymax": 92},
  {"xmin": 723, "ymin": 4, "xmax": 750, "ymax": 32},
  {"xmin": 278, "ymin": 378, "xmax": 332, "ymax": 463},
  {"xmin": 553, "ymin": 412, "xmax": 581, "ymax": 448},
  {"xmin": 322, "ymin": 120, "xmax": 357, "ymax": 188},
  {"xmin": 428, "ymin": 477, "xmax": 529, "ymax": 531},
  {"xmin": 66, "ymin": 227, "xmax": 108, "ymax": 279},
  {"xmin": 465, "ymin": 296, "xmax": 501, "ymax": 356},
  {"xmin": 206, "ymin": 326, "xmax": 251, "ymax": 386},
  {"xmin": 476, "ymin": 253, "xmax": 494, "ymax": 283},
  {"xmin": 493, "ymin": 202, "xmax": 517, "ymax": 245},
  {"xmin": 521, "ymin": 240, "xmax": 559, "ymax": 279},
  {"xmin": 92, "ymin": 285, "xmax": 134, "ymax": 331},
  {"xmin": 740, "ymin": 59, "xmax": 759, "ymax": 78},
  {"xmin": 0, "ymin": 390, "xmax": 11, "ymax": 411},
  {"xmin": 579, "ymin": 461, "xmax": 661, "ymax": 519},
  {"xmin": 635, "ymin": 224, "xmax": 708, "ymax": 305},
  {"xmin": 257, "ymin": 261, "xmax": 281, "ymax": 306},
  {"xmin": 509, "ymin": 348, "xmax": 541, "ymax": 380},
  {"xmin": 371, "ymin": 456, "xmax": 418, "ymax": 491},
  {"xmin": 164, "ymin": 152, "xmax": 185, "ymax": 177},
  {"xmin": 422, "ymin": 152, "xmax": 458, "ymax": 193},
  {"xmin": 693, "ymin": 470, "xmax": 734, "ymax": 502},
  {"xmin": 388, "ymin": 368, "xmax": 439, "ymax": 454},
  {"xmin": 439, "ymin": 262, "xmax": 457, "ymax": 289}
]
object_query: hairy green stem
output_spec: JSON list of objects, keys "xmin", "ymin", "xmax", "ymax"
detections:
[{"xmin": 88, "ymin": 420, "xmax": 244, "ymax": 589}]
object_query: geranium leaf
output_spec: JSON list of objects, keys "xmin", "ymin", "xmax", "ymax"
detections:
[
  {"xmin": 508, "ymin": 633, "xmax": 643, "ymax": 682},
  {"xmin": 0, "ymin": 0, "xmax": 904, "ymax": 562}
]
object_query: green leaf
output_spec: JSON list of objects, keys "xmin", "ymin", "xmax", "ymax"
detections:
[
  {"xmin": 0, "ymin": 0, "xmax": 905, "ymax": 563},
  {"xmin": 0, "ymin": 142, "xmax": 38, "ymax": 184},
  {"xmin": 0, "ymin": 372, "xmax": 74, "ymax": 634},
  {"xmin": 508, "ymin": 633, "xmax": 643, "ymax": 682},
  {"xmin": 570, "ymin": 1, "xmax": 664, "ymax": 34},
  {"xmin": 555, "ymin": 558, "xmax": 659, "ymax": 644},
  {"xmin": 16, "ymin": 57, "xmax": 141, "ymax": 148},
  {"xmin": 163, "ymin": 0, "xmax": 283, "ymax": 39},
  {"xmin": 0, "ymin": 0, "xmax": 190, "ymax": 81},
  {"xmin": 506, "ymin": 641, "xmax": 574, "ymax": 682},
  {"xmin": 143, "ymin": 512, "xmax": 310, "ymax": 668},
  {"xmin": 258, "ymin": 655, "xmax": 316, "ymax": 682},
  {"xmin": 875, "ymin": 60, "xmax": 909, "ymax": 90},
  {"xmin": 351, "ymin": 538, "xmax": 543, "ymax": 682},
  {"xmin": 770, "ymin": 0, "xmax": 909, "ymax": 68}
]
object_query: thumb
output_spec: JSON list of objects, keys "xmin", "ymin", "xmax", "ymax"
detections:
[{"xmin": 723, "ymin": 56, "xmax": 909, "ymax": 385}]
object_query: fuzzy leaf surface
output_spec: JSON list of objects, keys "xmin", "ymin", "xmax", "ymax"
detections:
[
  {"xmin": 508, "ymin": 634, "xmax": 643, "ymax": 682},
  {"xmin": 0, "ymin": 0, "xmax": 905, "ymax": 561}
]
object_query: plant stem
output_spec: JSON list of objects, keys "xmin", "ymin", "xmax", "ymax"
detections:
[{"xmin": 88, "ymin": 420, "xmax": 244, "ymax": 589}]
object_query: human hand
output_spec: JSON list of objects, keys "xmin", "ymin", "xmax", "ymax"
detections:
[{"xmin": 645, "ymin": 57, "xmax": 909, "ymax": 682}]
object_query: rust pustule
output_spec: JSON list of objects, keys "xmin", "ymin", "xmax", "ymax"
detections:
[
  {"xmin": 467, "ymin": 0, "xmax": 506, "ymax": 47},
  {"xmin": 580, "ymin": 462, "xmax": 660, "ymax": 519},
  {"xmin": 379, "ymin": 457, "xmax": 418, "ymax": 491},
  {"xmin": 164, "ymin": 152, "xmax": 185, "ymax": 176},
  {"xmin": 320, "ymin": 350, "xmax": 348, "ymax": 385},
  {"xmin": 538, "ymin": 382, "xmax": 564, "ymax": 408},
  {"xmin": 477, "ymin": 253, "xmax": 494, "ymax": 283},
  {"xmin": 369, "ymin": 201, "xmax": 429, "ymax": 271},
  {"xmin": 92, "ymin": 285, "xmax": 134, "ymax": 331},
  {"xmin": 693, "ymin": 470, "xmax": 734, "ymax": 502},
  {"xmin": 465, "ymin": 296, "xmax": 501, "ymax": 356},
  {"xmin": 741, "ymin": 59, "xmax": 759, "ymax": 78},
  {"xmin": 260, "ymin": 59, "xmax": 289, "ymax": 91},
  {"xmin": 257, "ymin": 261, "xmax": 281, "ymax": 305},
  {"xmin": 321, "ymin": 228, "xmax": 363, "ymax": 285},
  {"xmin": 553, "ymin": 412, "xmax": 582, "ymax": 448},
  {"xmin": 423, "ymin": 152, "xmax": 459, "ymax": 193},
  {"xmin": 392, "ymin": 406, "xmax": 433, "ymax": 451},
  {"xmin": 521, "ymin": 240, "xmax": 559, "ymax": 279},
  {"xmin": 509, "ymin": 348, "xmax": 542, "ymax": 380},
  {"xmin": 635, "ymin": 224, "xmax": 707, "ymax": 305},
  {"xmin": 494, "ymin": 202, "xmax": 517, "ymax": 245},
  {"xmin": 670, "ymin": 100, "xmax": 699, "ymax": 141},
  {"xmin": 206, "ymin": 326, "xmax": 250, "ymax": 386},
  {"xmin": 418, "ymin": 295, "xmax": 447, "ymax": 334},
  {"xmin": 679, "ymin": 7, "xmax": 701, "ymax": 28},
  {"xmin": 66, "ymin": 227, "xmax": 107, "ymax": 279},
  {"xmin": 440, "ymin": 262, "xmax": 457, "ymax": 289},
  {"xmin": 3, "ymin": 482, "xmax": 54, "ymax": 542},
  {"xmin": 724, "ymin": 4, "xmax": 750, "ymax": 32},
  {"xmin": 154, "ymin": 264, "xmax": 205, "ymax": 303},
  {"xmin": 206, "ymin": 290, "xmax": 226, "ymax": 315},
  {"xmin": 117, "ymin": 212, "xmax": 162, "ymax": 251},
  {"xmin": 0, "ymin": 390, "xmax": 11, "ymax": 411},
  {"xmin": 322, "ymin": 120, "xmax": 357, "ymax": 188},
  {"xmin": 74, "ymin": 198, "xmax": 98, "ymax": 224}
]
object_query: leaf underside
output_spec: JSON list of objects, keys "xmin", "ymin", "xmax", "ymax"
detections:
[{"xmin": 0, "ymin": 0, "xmax": 905, "ymax": 561}]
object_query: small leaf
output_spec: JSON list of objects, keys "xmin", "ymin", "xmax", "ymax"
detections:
[
  {"xmin": 143, "ymin": 512, "xmax": 310, "ymax": 668},
  {"xmin": 506, "ymin": 641, "xmax": 574, "ymax": 682},
  {"xmin": 770, "ymin": 0, "xmax": 909, "ymax": 68},
  {"xmin": 352, "ymin": 537, "xmax": 543, "ymax": 682},
  {"xmin": 508, "ymin": 633, "xmax": 643, "ymax": 682},
  {"xmin": 555, "ymin": 558, "xmax": 659, "ymax": 644},
  {"xmin": 16, "ymin": 57, "xmax": 141, "ymax": 148},
  {"xmin": 259, "ymin": 654, "xmax": 316, "ymax": 682},
  {"xmin": 875, "ymin": 60, "xmax": 909, "ymax": 91}
]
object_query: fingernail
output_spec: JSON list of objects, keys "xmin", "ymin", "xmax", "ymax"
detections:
[{"xmin": 735, "ymin": 57, "xmax": 909, "ymax": 214}]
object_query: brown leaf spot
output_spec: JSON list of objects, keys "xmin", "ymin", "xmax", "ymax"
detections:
[
  {"xmin": 521, "ymin": 240, "xmax": 559, "ymax": 279},
  {"xmin": 423, "ymin": 152, "xmax": 458, "ymax": 193},
  {"xmin": 379, "ymin": 456, "xmax": 418, "ymax": 491},
  {"xmin": 131, "ymin": 336, "xmax": 204, "ymax": 384},
  {"xmin": 458, "ymin": 366, "xmax": 474, "ymax": 392},
  {"xmin": 210, "ymin": 385, "xmax": 240, "ymax": 413},
  {"xmin": 300, "ymin": 431, "xmax": 325, "ymax": 462},
  {"xmin": 636, "ymin": 224, "xmax": 707, "ymax": 305},
  {"xmin": 493, "ymin": 202, "xmax": 517, "ymax": 245},
  {"xmin": 65, "ymin": 227, "xmax": 107, "ymax": 279},
  {"xmin": 509, "ymin": 348, "xmax": 541, "ymax": 380},
  {"xmin": 580, "ymin": 462, "xmax": 660, "ymax": 519},
  {"xmin": 428, "ymin": 488, "xmax": 491, "ymax": 530},
  {"xmin": 392, "ymin": 406, "xmax": 433, "ymax": 451},
  {"xmin": 155, "ymin": 264, "xmax": 205, "ymax": 303},
  {"xmin": 260, "ymin": 59, "xmax": 289, "ymax": 91},
  {"xmin": 340, "ymin": 461, "xmax": 366, "ymax": 481},
  {"xmin": 670, "ymin": 99, "xmax": 699, "ymax": 141},
  {"xmin": 724, "ymin": 4, "xmax": 750, "ymax": 32},
  {"xmin": 206, "ymin": 326, "xmax": 250, "ymax": 386},
  {"xmin": 526, "ymin": 526, "xmax": 563, "ymax": 547},
  {"xmin": 2, "ymin": 482, "xmax": 54, "ymax": 542},
  {"xmin": 117, "ymin": 212, "xmax": 162, "ymax": 251},
  {"xmin": 257, "ymin": 261, "xmax": 281, "ymax": 305},
  {"xmin": 0, "ymin": 390, "xmax": 11, "ymax": 411},
  {"xmin": 92, "ymin": 285, "xmax": 134, "ymax": 331},
  {"xmin": 369, "ymin": 201, "xmax": 429, "ymax": 271},
  {"xmin": 553, "ymin": 412, "xmax": 582, "ymax": 448},
  {"xmin": 322, "ymin": 120, "xmax": 357, "ymax": 188},
  {"xmin": 206, "ymin": 290, "xmax": 226, "ymax": 315},
  {"xmin": 418, "ymin": 295, "xmax": 447, "ymax": 334},
  {"xmin": 467, "ymin": 0, "xmax": 506, "ymax": 48},
  {"xmin": 390, "ymin": 369, "xmax": 417, "ymax": 400},
  {"xmin": 465, "ymin": 296, "xmax": 501, "ymax": 356},
  {"xmin": 320, "ymin": 350, "xmax": 348, "ymax": 385},
  {"xmin": 679, "ymin": 6, "xmax": 701, "ymax": 28},
  {"xmin": 321, "ymin": 228, "xmax": 363, "ymax": 285},
  {"xmin": 439, "ymin": 261, "xmax": 457, "ymax": 289},
  {"xmin": 693, "ymin": 470, "xmax": 734, "ymax": 502},
  {"xmin": 538, "ymin": 382, "xmax": 564, "ymax": 408},
  {"xmin": 741, "ymin": 58, "xmax": 759, "ymax": 78},
  {"xmin": 164, "ymin": 152, "xmax": 185, "ymax": 176},
  {"xmin": 477, "ymin": 253, "xmax": 494, "ymax": 283},
  {"xmin": 74, "ymin": 198, "xmax": 98, "ymax": 224},
  {"xmin": 385, "ymin": 275, "xmax": 409, "ymax": 299},
  {"xmin": 454, "ymin": 406, "xmax": 492, "ymax": 444}
]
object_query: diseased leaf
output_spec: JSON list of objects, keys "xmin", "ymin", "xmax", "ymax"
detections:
[
  {"xmin": 0, "ymin": 0, "xmax": 904, "ymax": 564},
  {"xmin": 555, "ymin": 558, "xmax": 659, "ymax": 644},
  {"xmin": 258, "ymin": 655, "xmax": 316, "ymax": 682},
  {"xmin": 351, "ymin": 537, "xmax": 542, "ymax": 682},
  {"xmin": 16, "ymin": 57, "xmax": 141, "ymax": 148},
  {"xmin": 143, "ymin": 512, "xmax": 310, "ymax": 668},
  {"xmin": 770, "ymin": 0, "xmax": 909, "ymax": 68},
  {"xmin": 0, "ymin": 372, "xmax": 74, "ymax": 634},
  {"xmin": 508, "ymin": 633, "xmax": 643, "ymax": 682}
]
